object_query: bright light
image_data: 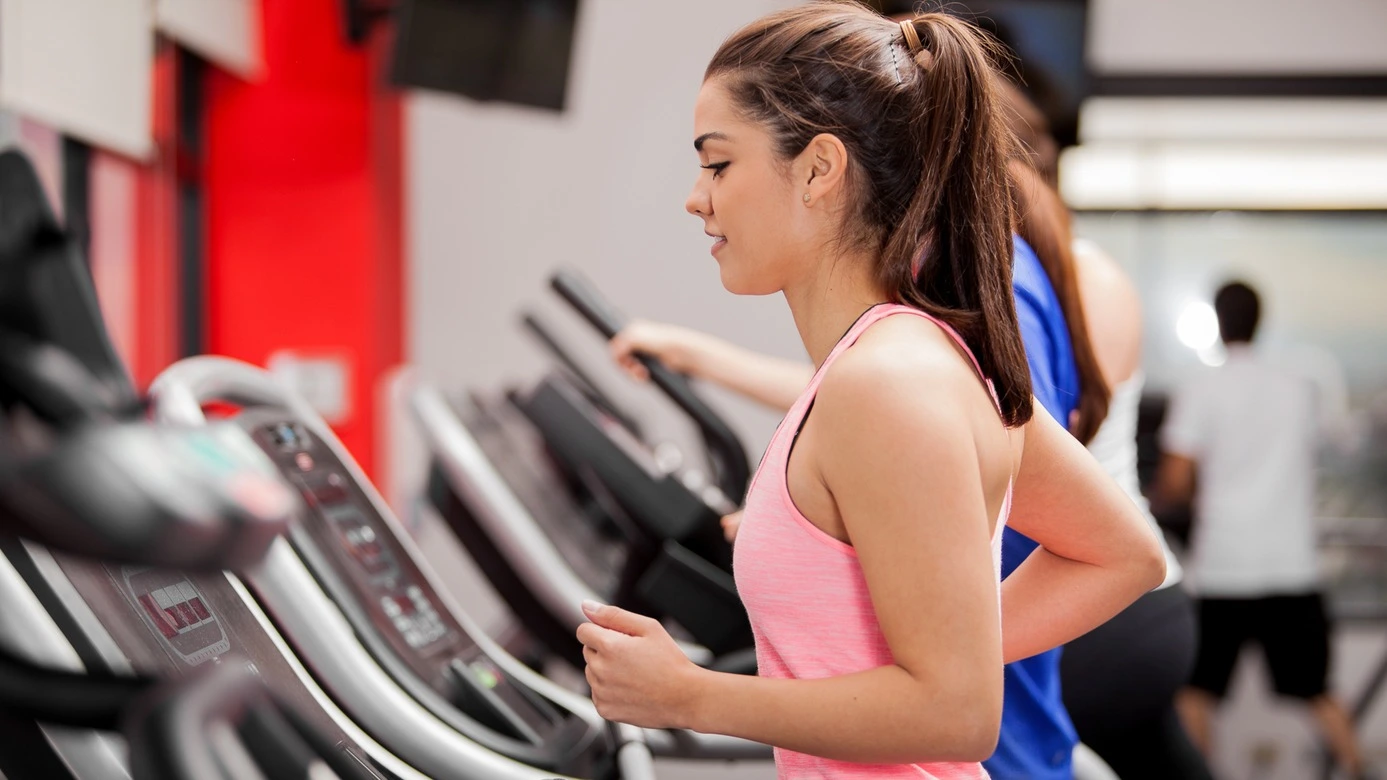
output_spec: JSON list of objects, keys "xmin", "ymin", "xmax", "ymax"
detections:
[
  {"xmin": 1058, "ymin": 141, "xmax": 1387, "ymax": 210},
  {"xmin": 1197, "ymin": 345, "xmax": 1227, "ymax": 367},
  {"xmin": 1177, "ymin": 302, "xmax": 1220, "ymax": 350}
]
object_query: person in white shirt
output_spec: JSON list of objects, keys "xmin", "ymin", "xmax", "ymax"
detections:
[{"xmin": 1156, "ymin": 280, "xmax": 1367, "ymax": 779}]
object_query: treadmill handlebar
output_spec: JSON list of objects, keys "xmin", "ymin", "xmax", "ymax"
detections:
[
  {"xmin": 0, "ymin": 422, "xmax": 297, "ymax": 572},
  {"xmin": 549, "ymin": 269, "xmax": 751, "ymax": 501},
  {"xmin": 550, "ymin": 268, "xmax": 626, "ymax": 340}
]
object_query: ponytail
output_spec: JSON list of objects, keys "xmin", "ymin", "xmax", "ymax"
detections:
[{"xmin": 879, "ymin": 15, "xmax": 1032, "ymax": 427}]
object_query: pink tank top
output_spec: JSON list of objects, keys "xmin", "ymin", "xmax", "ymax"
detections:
[{"xmin": 733, "ymin": 304, "xmax": 1010, "ymax": 780}]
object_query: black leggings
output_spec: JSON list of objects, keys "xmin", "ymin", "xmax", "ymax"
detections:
[{"xmin": 1061, "ymin": 585, "xmax": 1214, "ymax": 780}]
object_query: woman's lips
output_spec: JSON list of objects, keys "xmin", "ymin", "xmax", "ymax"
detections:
[{"xmin": 707, "ymin": 232, "xmax": 727, "ymax": 256}]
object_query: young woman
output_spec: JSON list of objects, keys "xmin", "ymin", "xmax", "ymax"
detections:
[{"xmin": 575, "ymin": 6, "xmax": 1164, "ymax": 777}]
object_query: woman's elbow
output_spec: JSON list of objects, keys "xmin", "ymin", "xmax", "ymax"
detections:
[
  {"xmin": 957, "ymin": 709, "xmax": 1002, "ymax": 763},
  {"xmin": 908, "ymin": 684, "xmax": 1001, "ymax": 763},
  {"xmin": 950, "ymin": 697, "xmax": 1002, "ymax": 762},
  {"xmin": 1133, "ymin": 535, "xmax": 1167, "ymax": 593}
]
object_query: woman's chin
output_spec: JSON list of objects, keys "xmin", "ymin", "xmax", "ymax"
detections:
[{"xmin": 717, "ymin": 261, "xmax": 778, "ymax": 297}]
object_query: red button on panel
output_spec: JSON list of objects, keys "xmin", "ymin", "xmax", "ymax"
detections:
[
  {"xmin": 139, "ymin": 594, "xmax": 180, "ymax": 639},
  {"xmin": 154, "ymin": 588, "xmax": 188, "ymax": 629},
  {"xmin": 175, "ymin": 600, "xmax": 200, "ymax": 627}
]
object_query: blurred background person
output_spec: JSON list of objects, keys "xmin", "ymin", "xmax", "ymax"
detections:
[{"xmin": 1155, "ymin": 280, "xmax": 1371, "ymax": 780}]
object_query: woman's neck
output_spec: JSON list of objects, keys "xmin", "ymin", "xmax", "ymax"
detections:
[{"xmin": 783, "ymin": 248, "xmax": 891, "ymax": 369}]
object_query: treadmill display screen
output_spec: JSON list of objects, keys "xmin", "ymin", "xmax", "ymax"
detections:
[
  {"xmin": 47, "ymin": 555, "xmax": 357, "ymax": 749},
  {"xmin": 122, "ymin": 567, "xmax": 229, "ymax": 665}
]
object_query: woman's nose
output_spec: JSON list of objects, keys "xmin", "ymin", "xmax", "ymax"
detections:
[{"xmin": 685, "ymin": 181, "xmax": 709, "ymax": 217}]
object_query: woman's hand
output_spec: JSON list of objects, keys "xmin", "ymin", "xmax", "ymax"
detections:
[
  {"xmin": 721, "ymin": 510, "xmax": 743, "ymax": 542},
  {"xmin": 577, "ymin": 601, "xmax": 706, "ymax": 730},
  {"xmin": 609, "ymin": 320, "xmax": 705, "ymax": 381}
]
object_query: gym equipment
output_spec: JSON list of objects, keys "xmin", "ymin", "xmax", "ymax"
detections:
[
  {"xmin": 418, "ymin": 269, "xmax": 765, "ymax": 676},
  {"xmin": 0, "ymin": 148, "xmax": 398, "ymax": 779},
  {"xmin": 152, "ymin": 356, "xmax": 766, "ymax": 775}
]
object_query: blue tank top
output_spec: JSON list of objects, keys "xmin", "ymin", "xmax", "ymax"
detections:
[{"xmin": 983, "ymin": 236, "xmax": 1080, "ymax": 779}]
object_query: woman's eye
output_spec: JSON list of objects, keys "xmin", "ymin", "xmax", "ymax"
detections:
[{"xmin": 701, "ymin": 162, "xmax": 729, "ymax": 179}]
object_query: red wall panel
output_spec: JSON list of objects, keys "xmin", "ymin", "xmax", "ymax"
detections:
[{"xmin": 203, "ymin": 0, "xmax": 403, "ymax": 476}]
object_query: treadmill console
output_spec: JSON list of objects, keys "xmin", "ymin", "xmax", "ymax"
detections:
[
  {"xmin": 299, "ymin": 469, "xmax": 452, "ymax": 652},
  {"xmin": 124, "ymin": 567, "xmax": 230, "ymax": 665},
  {"xmin": 240, "ymin": 411, "xmax": 591, "ymax": 766},
  {"xmin": 512, "ymin": 374, "xmax": 754, "ymax": 656},
  {"xmin": 515, "ymin": 375, "xmax": 731, "ymax": 565},
  {"xmin": 44, "ymin": 554, "xmax": 368, "ymax": 763}
]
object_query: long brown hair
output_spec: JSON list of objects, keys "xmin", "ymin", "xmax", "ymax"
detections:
[
  {"xmin": 706, "ymin": 2, "xmax": 1032, "ymax": 427},
  {"xmin": 1008, "ymin": 159, "xmax": 1109, "ymax": 442}
]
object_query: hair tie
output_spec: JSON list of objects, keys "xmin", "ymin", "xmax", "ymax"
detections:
[{"xmin": 899, "ymin": 20, "xmax": 923, "ymax": 54}]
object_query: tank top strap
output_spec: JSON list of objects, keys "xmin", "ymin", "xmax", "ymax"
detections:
[{"xmin": 805, "ymin": 303, "xmax": 1001, "ymax": 414}]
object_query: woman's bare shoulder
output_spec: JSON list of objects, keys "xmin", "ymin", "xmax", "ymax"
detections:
[{"xmin": 1072, "ymin": 238, "xmax": 1143, "ymax": 384}]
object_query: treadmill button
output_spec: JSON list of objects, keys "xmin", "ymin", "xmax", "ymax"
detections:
[{"xmin": 139, "ymin": 594, "xmax": 181, "ymax": 638}]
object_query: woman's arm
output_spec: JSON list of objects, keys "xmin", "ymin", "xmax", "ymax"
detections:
[
  {"xmin": 999, "ymin": 400, "xmax": 1167, "ymax": 663},
  {"xmin": 610, "ymin": 320, "xmax": 811, "ymax": 413},
  {"xmin": 580, "ymin": 606, "xmax": 998, "ymax": 763},
  {"xmin": 579, "ymin": 343, "xmax": 1005, "ymax": 763}
]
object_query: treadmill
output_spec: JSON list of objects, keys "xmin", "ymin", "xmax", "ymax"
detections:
[
  {"xmin": 416, "ymin": 269, "xmax": 761, "ymax": 675},
  {"xmin": 150, "ymin": 356, "xmax": 763, "ymax": 772},
  {"xmin": 0, "ymin": 148, "xmax": 411, "ymax": 780},
  {"xmin": 1, "ymin": 147, "xmax": 657, "ymax": 780}
]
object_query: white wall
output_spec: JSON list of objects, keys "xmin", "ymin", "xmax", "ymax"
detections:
[
  {"xmin": 0, "ymin": 0, "xmax": 153, "ymax": 158},
  {"xmin": 1089, "ymin": 0, "xmax": 1387, "ymax": 75},
  {"xmin": 408, "ymin": 0, "xmax": 802, "ymax": 459},
  {"xmin": 156, "ymin": 0, "xmax": 261, "ymax": 78}
]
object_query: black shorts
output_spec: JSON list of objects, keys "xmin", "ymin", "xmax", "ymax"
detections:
[{"xmin": 1189, "ymin": 592, "xmax": 1330, "ymax": 701}]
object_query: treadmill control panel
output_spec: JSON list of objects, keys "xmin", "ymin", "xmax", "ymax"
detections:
[
  {"xmin": 44, "ymin": 553, "xmax": 377, "ymax": 767},
  {"xmin": 301, "ymin": 471, "xmax": 451, "ymax": 652},
  {"xmin": 123, "ymin": 567, "xmax": 229, "ymax": 665},
  {"xmin": 242, "ymin": 412, "xmax": 568, "ymax": 748}
]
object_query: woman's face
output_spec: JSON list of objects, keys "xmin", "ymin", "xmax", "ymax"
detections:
[{"xmin": 685, "ymin": 78, "xmax": 813, "ymax": 296}]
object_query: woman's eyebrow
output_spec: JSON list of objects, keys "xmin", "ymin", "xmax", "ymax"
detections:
[{"xmin": 694, "ymin": 131, "xmax": 730, "ymax": 152}]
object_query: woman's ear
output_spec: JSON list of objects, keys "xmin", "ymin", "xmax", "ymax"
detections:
[{"xmin": 797, "ymin": 133, "xmax": 849, "ymax": 206}]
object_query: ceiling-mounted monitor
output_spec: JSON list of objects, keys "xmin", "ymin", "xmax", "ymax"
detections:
[{"xmin": 390, "ymin": 0, "xmax": 581, "ymax": 113}]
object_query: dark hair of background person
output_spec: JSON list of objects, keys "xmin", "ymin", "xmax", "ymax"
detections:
[
  {"xmin": 706, "ymin": 3, "xmax": 1034, "ymax": 427},
  {"xmin": 1008, "ymin": 159, "xmax": 1110, "ymax": 443},
  {"xmin": 1214, "ymin": 281, "xmax": 1261, "ymax": 344}
]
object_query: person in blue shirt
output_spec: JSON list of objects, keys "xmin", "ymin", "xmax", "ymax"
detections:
[
  {"xmin": 607, "ymin": 233, "xmax": 1083, "ymax": 779},
  {"xmin": 991, "ymin": 235, "xmax": 1081, "ymax": 780}
]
